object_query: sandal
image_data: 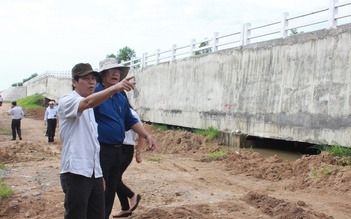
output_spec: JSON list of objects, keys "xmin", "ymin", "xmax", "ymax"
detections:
[
  {"xmin": 129, "ymin": 194, "xmax": 141, "ymax": 211},
  {"xmin": 112, "ymin": 211, "xmax": 132, "ymax": 218}
]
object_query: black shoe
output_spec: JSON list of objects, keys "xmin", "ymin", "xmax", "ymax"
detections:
[
  {"xmin": 19, "ymin": 138, "xmax": 22, "ymax": 140},
  {"xmin": 11, "ymin": 139, "xmax": 15, "ymax": 140}
]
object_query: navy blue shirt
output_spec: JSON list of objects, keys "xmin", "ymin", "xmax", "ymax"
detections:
[{"xmin": 94, "ymin": 83, "xmax": 138, "ymax": 144}]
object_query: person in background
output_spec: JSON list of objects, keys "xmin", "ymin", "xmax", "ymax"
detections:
[
  {"xmin": 45, "ymin": 100, "xmax": 56, "ymax": 136},
  {"xmin": 8, "ymin": 101, "xmax": 24, "ymax": 140},
  {"xmin": 94, "ymin": 57, "xmax": 158, "ymax": 219},
  {"xmin": 0, "ymin": 95, "xmax": 3, "ymax": 106},
  {"xmin": 112, "ymin": 91, "xmax": 146, "ymax": 218},
  {"xmin": 58, "ymin": 62, "xmax": 136, "ymax": 219},
  {"xmin": 44, "ymin": 100, "xmax": 58, "ymax": 144}
]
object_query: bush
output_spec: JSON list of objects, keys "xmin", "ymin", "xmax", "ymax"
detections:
[
  {"xmin": 195, "ymin": 126, "xmax": 219, "ymax": 139},
  {"xmin": 0, "ymin": 179, "xmax": 13, "ymax": 200},
  {"xmin": 207, "ymin": 149, "xmax": 228, "ymax": 161}
]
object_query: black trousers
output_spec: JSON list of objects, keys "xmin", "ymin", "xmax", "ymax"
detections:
[
  {"xmin": 116, "ymin": 144, "xmax": 135, "ymax": 210},
  {"xmin": 60, "ymin": 172, "xmax": 105, "ymax": 219},
  {"xmin": 11, "ymin": 119, "xmax": 21, "ymax": 140},
  {"xmin": 47, "ymin": 119, "xmax": 57, "ymax": 142},
  {"xmin": 99, "ymin": 143, "xmax": 122, "ymax": 219}
]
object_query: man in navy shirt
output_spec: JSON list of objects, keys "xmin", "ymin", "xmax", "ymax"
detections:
[{"xmin": 94, "ymin": 58, "xmax": 158, "ymax": 219}]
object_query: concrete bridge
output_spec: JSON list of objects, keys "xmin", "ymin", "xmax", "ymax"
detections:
[
  {"xmin": 3, "ymin": 23, "xmax": 349, "ymax": 147},
  {"xmin": 127, "ymin": 24, "xmax": 351, "ymax": 147}
]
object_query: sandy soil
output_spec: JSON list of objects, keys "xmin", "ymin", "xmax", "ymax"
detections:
[{"xmin": 0, "ymin": 102, "xmax": 351, "ymax": 219}]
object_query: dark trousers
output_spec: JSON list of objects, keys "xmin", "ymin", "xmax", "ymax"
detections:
[
  {"xmin": 11, "ymin": 119, "xmax": 21, "ymax": 140},
  {"xmin": 116, "ymin": 144, "xmax": 135, "ymax": 210},
  {"xmin": 99, "ymin": 143, "xmax": 122, "ymax": 219},
  {"xmin": 47, "ymin": 119, "xmax": 57, "ymax": 142},
  {"xmin": 60, "ymin": 172, "xmax": 105, "ymax": 219}
]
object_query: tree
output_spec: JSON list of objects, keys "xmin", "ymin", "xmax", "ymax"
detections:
[
  {"xmin": 116, "ymin": 46, "xmax": 136, "ymax": 64},
  {"xmin": 22, "ymin": 73, "xmax": 38, "ymax": 83},
  {"xmin": 106, "ymin": 47, "xmax": 137, "ymax": 67},
  {"xmin": 195, "ymin": 39, "xmax": 212, "ymax": 55},
  {"xmin": 12, "ymin": 73, "xmax": 38, "ymax": 86},
  {"xmin": 106, "ymin": 54, "xmax": 116, "ymax": 58},
  {"xmin": 290, "ymin": 28, "xmax": 304, "ymax": 36}
]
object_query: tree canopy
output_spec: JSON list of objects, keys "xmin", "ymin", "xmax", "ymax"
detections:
[
  {"xmin": 12, "ymin": 73, "xmax": 38, "ymax": 87},
  {"xmin": 195, "ymin": 40, "xmax": 212, "ymax": 55},
  {"xmin": 107, "ymin": 46, "xmax": 136, "ymax": 64},
  {"xmin": 290, "ymin": 28, "xmax": 304, "ymax": 36}
]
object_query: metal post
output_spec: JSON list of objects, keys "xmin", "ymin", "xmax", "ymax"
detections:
[
  {"xmin": 130, "ymin": 57, "xmax": 134, "ymax": 68},
  {"xmin": 143, "ymin": 53, "xmax": 148, "ymax": 67},
  {"xmin": 241, "ymin": 23, "xmax": 251, "ymax": 46},
  {"xmin": 141, "ymin": 53, "xmax": 146, "ymax": 68},
  {"xmin": 212, "ymin": 32, "xmax": 219, "ymax": 52},
  {"xmin": 190, "ymin": 39, "xmax": 196, "ymax": 56},
  {"xmin": 281, "ymin": 12, "xmax": 289, "ymax": 38},
  {"xmin": 156, "ymin": 49, "xmax": 160, "ymax": 65},
  {"xmin": 328, "ymin": 0, "xmax": 338, "ymax": 28},
  {"xmin": 171, "ymin": 44, "xmax": 177, "ymax": 61}
]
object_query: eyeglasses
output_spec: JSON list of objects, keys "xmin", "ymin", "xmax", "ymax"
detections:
[{"xmin": 107, "ymin": 69, "xmax": 121, "ymax": 74}]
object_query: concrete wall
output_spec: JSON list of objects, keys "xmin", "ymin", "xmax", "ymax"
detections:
[
  {"xmin": 126, "ymin": 24, "xmax": 351, "ymax": 146},
  {"xmin": 0, "ymin": 86, "xmax": 27, "ymax": 101},
  {"xmin": 26, "ymin": 77, "xmax": 72, "ymax": 101},
  {"xmin": 17, "ymin": 24, "xmax": 351, "ymax": 147}
]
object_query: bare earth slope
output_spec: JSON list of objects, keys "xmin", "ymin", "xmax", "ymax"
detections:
[{"xmin": 0, "ymin": 102, "xmax": 351, "ymax": 219}]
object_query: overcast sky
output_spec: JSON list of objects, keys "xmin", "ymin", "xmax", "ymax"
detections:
[{"xmin": 0, "ymin": 0, "xmax": 324, "ymax": 91}]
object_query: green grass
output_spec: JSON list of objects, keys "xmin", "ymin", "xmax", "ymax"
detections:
[
  {"xmin": 0, "ymin": 164, "xmax": 6, "ymax": 169},
  {"xmin": 207, "ymin": 149, "xmax": 228, "ymax": 161},
  {"xmin": 313, "ymin": 144, "xmax": 351, "ymax": 157},
  {"xmin": 195, "ymin": 126, "xmax": 219, "ymax": 139},
  {"xmin": 16, "ymin": 94, "xmax": 45, "ymax": 109},
  {"xmin": 151, "ymin": 124, "xmax": 220, "ymax": 140},
  {"xmin": 0, "ymin": 129, "xmax": 11, "ymax": 135},
  {"xmin": 152, "ymin": 124, "xmax": 169, "ymax": 131},
  {"xmin": 326, "ymin": 144, "xmax": 351, "ymax": 157},
  {"xmin": 147, "ymin": 157, "xmax": 161, "ymax": 163},
  {"xmin": 311, "ymin": 166, "xmax": 333, "ymax": 181},
  {"xmin": 152, "ymin": 123, "xmax": 193, "ymax": 132},
  {"xmin": 0, "ymin": 178, "xmax": 13, "ymax": 200}
]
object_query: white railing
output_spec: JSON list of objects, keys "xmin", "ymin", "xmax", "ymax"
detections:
[
  {"xmin": 23, "ymin": 70, "xmax": 70, "ymax": 85},
  {"xmin": 25, "ymin": 0, "xmax": 350, "ymax": 83},
  {"xmin": 122, "ymin": 0, "xmax": 351, "ymax": 68}
]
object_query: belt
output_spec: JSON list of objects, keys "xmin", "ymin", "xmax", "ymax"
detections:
[{"xmin": 100, "ymin": 142, "xmax": 122, "ymax": 148}]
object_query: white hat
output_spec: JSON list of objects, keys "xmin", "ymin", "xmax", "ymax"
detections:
[
  {"xmin": 99, "ymin": 58, "xmax": 130, "ymax": 81},
  {"xmin": 49, "ymin": 101, "xmax": 55, "ymax": 105}
]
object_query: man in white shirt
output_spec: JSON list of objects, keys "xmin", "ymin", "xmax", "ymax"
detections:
[
  {"xmin": 58, "ymin": 63, "xmax": 136, "ymax": 219},
  {"xmin": 44, "ymin": 101, "xmax": 58, "ymax": 144},
  {"xmin": 8, "ymin": 101, "xmax": 24, "ymax": 140}
]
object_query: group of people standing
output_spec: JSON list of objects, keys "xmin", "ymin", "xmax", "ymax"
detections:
[{"xmin": 58, "ymin": 58, "xmax": 158, "ymax": 219}]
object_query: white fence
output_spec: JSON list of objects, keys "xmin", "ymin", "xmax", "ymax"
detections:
[
  {"xmin": 25, "ymin": 0, "xmax": 351, "ymax": 83},
  {"xmin": 23, "ymin": 70, "xmax": 70, "ymax": 85},
  {"xmin": 122, "ymin": 0, "xmax": 351, "ymax": 68}
]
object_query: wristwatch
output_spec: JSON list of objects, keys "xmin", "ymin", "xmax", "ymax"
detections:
[{"xmin": 135, "ymin": 150, "xmax": 141, "ymax": 155}]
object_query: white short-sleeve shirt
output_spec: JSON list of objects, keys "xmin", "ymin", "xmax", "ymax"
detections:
[
  {"xmin": 58, "ymin": 91, "xmax": 102, "ymax": 178},
  {"xmin": 123, "ymin": 108, "xmax": 142, "ymax": 146}
]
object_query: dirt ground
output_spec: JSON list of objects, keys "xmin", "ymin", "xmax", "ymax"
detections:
[{"xmin": 1, "ymin": 102, "xmax": 351, "ymax": 219}]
